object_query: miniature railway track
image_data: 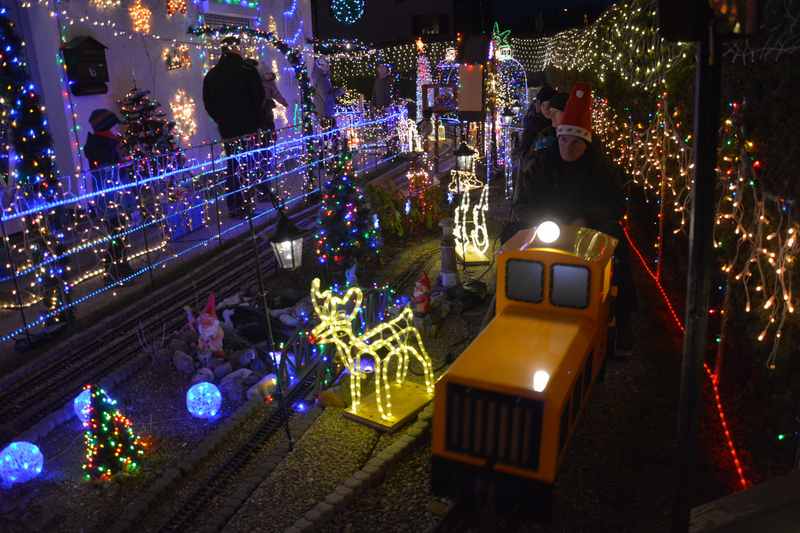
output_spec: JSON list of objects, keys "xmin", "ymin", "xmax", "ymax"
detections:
[
  {"xmin": 156, "ymin": 366, "xmax": 320, "ymax": 533},
  {"xmin": 0, "ymin": 204, "xmax": 316, "ymax": 436}
]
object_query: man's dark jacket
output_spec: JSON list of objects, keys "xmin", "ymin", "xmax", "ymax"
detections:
[
  {"xmin": 514, "ymin": 142, "xmax": 625, "ymax": 237},
  {"xmin": 203, "ymin": 53, "xmax": 266, "ymax": 139}
]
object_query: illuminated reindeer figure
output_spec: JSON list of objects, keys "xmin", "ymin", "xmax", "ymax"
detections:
[{"xmin": 310, "ymin": 278, "xmax": 434, "ymax": 421}]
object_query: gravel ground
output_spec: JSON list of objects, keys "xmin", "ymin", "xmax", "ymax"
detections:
[
  {"xmin": 299, "ymin": 260, "xmax": 728, "ymax": 533},
  {"xmin": 0, "ymin": 360, "xmax": 235, "ymax": 533}
]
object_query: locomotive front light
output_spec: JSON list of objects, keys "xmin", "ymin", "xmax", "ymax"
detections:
[
  {"xmin": 532, "ymin": 370, "xmax": 550, "ymax": 392},
  {"xmin": 536, "ymin": 220, "xmax": 560, "ymax": 244}
]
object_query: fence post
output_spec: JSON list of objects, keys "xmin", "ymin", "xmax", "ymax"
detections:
[
  {"xmin": 209, "ymin": 141, "xmax": 223, "ymax": 246},
  {"xmin": 1, "ymin": 218, "xmax": 33, "ymax": 348}
]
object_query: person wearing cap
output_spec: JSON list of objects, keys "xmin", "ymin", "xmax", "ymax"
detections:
[
  {"xmin": 514, "ymin": 83, "xmax": 636, "ymax": 356},
  {"xmin": 203, "ymin": 36, "xmax": 266, "ymax": 218},
  {"xmin": 518, "ymin": 84, "xmax": 555, "ymax": 156},
  {"xmin": 84, "ymin": 109, "xmax": 134, "ymax": 284}
]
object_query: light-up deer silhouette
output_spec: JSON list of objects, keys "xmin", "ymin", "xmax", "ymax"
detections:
[{"xmin": 310, "ymin": 278, "xmax": 434, "ymax": 421}]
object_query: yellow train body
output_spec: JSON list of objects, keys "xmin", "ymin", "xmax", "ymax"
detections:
[{"xmin": 431, "ymin": 224, "xmax": 618, "ymax": 493}]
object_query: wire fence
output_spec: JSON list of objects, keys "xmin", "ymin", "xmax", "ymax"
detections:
[{"xmin": 0, "ymin": 106, "xmax": 408, "ymax": 348}]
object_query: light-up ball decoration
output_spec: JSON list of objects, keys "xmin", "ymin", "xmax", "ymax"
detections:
[
  {"xmin": 186, "ymin": 382, "xmax": 222, "ymax": 419},
  {"xmin": 0, "ymin": 442, "xmax": 44, "ymax": 486},
  {"xmin": 170, "ymin": 90, "xmax": 197, "ymax": 143},
  {"xmin": 73, "ymin": 388, "xmax": 92, "ymax": 425},
  {"xmin": 330, "ymin": 0, "xmax": 365, "ymax": 25}
]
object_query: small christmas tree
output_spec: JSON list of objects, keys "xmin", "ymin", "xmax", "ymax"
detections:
[
  {"xmin": 315, "ymin": 148, "xmax": 381, "ymax": 270},
  {"xmin": 118, "ymin": 87, "xmax": 180, "ymax": 159},
  {"xmin": 82, "ymin": 385, "xmax": 145, "ymax": 481}
]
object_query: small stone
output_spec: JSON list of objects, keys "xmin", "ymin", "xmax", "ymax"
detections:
[
  {"xmin": 213, "ymin": 362, "xmax": 233, "ymax": 380},
  {"xmin": 173, "ymin": 351, "xmax": 195, "ymax": 374},
  {"xmin": 238, "ymin": 349, "xmax": 256, "ymax": 368},
  {"xmin": 246, "ymin": 373, "xmax": 278, "ymax": 401},
  {"xmin": 191, "ymin": 368, "xmax": 215, "ymax": 384},
  {"xmin": 429, "ymin": 500, "xmax": 451, "ymax": 516}
]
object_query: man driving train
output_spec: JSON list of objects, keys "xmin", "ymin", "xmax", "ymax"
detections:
[{"xmin": 511, "ymin": 83, "xmax": 636, "ymax": 356}]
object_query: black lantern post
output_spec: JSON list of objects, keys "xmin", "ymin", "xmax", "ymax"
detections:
[
  {"xmin": 271, "ymin": 212, "xmax": 304, "ymax": 271},
  {"xmin": 454, "ymin": 141, "xmax": 476, "ymax": 172}
]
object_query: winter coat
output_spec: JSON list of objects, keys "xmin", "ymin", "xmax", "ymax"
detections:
[
  {"xmin": 372, "ymin": 75, "xmax": 392, "ymax": 108},
  {"xmin": 514, "ymin": 142, "xmax": 625, "ymax": 238},
  {"xmin": 84, "ymin": 131, "xmax": 125, "ymax": 170},
  {"xmin": 203, "ymin": 53, "xmax": 266, "ymax": 139},
  {"xmin": 312, "ymin": 65, "xmax": 338, "ymax": 119}
]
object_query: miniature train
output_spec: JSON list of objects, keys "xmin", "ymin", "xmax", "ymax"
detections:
[{"xmin": 431, "ymin": 222, "xmax": 618, "ymax": 507}]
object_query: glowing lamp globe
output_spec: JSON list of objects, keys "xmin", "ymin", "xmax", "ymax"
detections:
[
  {"xmin": 532, "ymin": 370, "xmax": 550, "ymax": 392},
  {"xmin": 501, "ymin": 108, "xmax": 515, "ymax": 126},
  {"xmin": 454, "ymin": 141, "xmax": 476, "ymax": 172},
  {"xmin": 73, "ymin": 388, "xmax": 92, "ymax": 425},
  {"xmin": 270, "ymin": 212, "xmax": 304, "ymax": 271},
  {"xmin": 536, "ymin": 221, "xmax": 560, "ymax": 244},
  {"xmin": 186, "ymin": 382, "xmax": 222, "ymax": 419},
  {"xmin": 0, "ymin": 441, "xmax": 43, "ymax": 486}
]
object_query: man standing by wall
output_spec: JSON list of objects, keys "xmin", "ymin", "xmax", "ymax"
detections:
[{"xmin": 203, "ymin": 36, "xmax": 266, "ymax": 218}]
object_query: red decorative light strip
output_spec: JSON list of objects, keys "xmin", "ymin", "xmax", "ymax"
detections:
[{"xmin": 622, "ymin": 224, "xmax": 750, "ymax": 490}]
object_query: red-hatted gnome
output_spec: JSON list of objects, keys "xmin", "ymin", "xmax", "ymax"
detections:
[
  {"xmin": 196, "ymin": 293, "xmax": 224, "ymax": 357},
  {"xmin": 412, "ymin": 272, "xmax": 432, "ymax": 316}
]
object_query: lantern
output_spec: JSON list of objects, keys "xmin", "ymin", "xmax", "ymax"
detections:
[
  {"xmin": 501, "ymin": 108, "xmax": 515, "ymax": 126},
  {"xmin": 454, "ymin": 141, "xmax": 476, "ymax": 172},
  {"xmin": 511, "ymin": 102, "xmax": 522, "ymax": 117},
  {"xmin": 270, "ymin": 212, "xmax": 304, "ymax": 271}
]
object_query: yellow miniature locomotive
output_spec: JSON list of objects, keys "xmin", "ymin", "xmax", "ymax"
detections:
[{"xmin": 431, "ymin": 222, "xmax": 618, "ymax": 503}]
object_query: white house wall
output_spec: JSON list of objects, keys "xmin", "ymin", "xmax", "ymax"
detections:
[{"xmin": 13, "ymin": 0, "xmax": 313, "ymax": 185}]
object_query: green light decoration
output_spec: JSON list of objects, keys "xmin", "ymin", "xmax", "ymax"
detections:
[
  {"xmin": 492, "ymin": 22, "xmax": 511, "ymax": 48},
  {"xmin": 778, "ymin": 433, "xmax": 786, "ymax": 441},
  {"xmin": 213, "ymin": 0, "xmax": 259, "ymax": 8},
  {"xmin": 82, "ymin": 384, "xmax": 145, "ymax": 481},
  {"xmin": 331, "ymin": 0, "xmax": 365, "ymax": 25}
]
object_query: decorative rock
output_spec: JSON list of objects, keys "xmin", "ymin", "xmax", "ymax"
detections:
[
  {"xmin": 243, "ymin": 372, "xmax": 261, "ymax": 387},
  {"xmin": 197, "ymin": 350, "xmax": 213, "ymax": 368},
  {"xmin": 246, "ymin": 373, "xmax": 277, "ymax": 401},
  {"xmin": 172, "ymin": 351, "xmax": 195, "ymax": 374},
  {"xmin": 279, "ymin": 314, "xmax": 299, "ymax": 327},
  {"xmin": 191, "ymin": 368, "xmax": 214, "ymax": 384},
  {"xmin": 219, "ymin": 379, "xmax": 244, "ymax": 402},
  {"xmin": 169, "ymin": 338, "xmax": 188, "ymax": 353},
  {"xmin": 213, "ymin": 362, "xmax": 233, "ymax": 380},
  {"xmin": 249, "ymin": 356, "xmax": 267, "ymax": 373},
  {"xmin": 220, "ymin": 368, "xmax": 253, "ymax": 386},
  {"xmin": 238, "ymin": 349, "xmax": 256, "ymax": 368}
]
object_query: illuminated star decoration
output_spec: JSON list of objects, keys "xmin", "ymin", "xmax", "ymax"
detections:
[
  {"xmin": 129, "ymin": 0, "xmax": 152, "ymax": 35},
  {"xmin": 310, "ymin": 278, "xmax": 434, "ymax": 420},
  {"xmin": 166, "ymin": 0, "xmax": 187, "ymax": 16}
]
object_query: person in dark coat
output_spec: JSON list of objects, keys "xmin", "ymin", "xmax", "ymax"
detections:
[
  {"xmin": 518, "ymin": 84, "xmax": 555, "ymax": 156},
  {"xmin": 84, "ymin": 109, "xmax": 134, "ymax": 284},
  {"xmin": 372, "ymin": 63, "xmax": 394, "ymax": 109},
  {"xmin": 203, "ymin": 36, "xmax": 266, "ymax": 217},
  {"xmin": 513, "ymin": 83, "xmax": 636, "ymax": 355}
]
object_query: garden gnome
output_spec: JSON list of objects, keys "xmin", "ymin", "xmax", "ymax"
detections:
[
  {"xmin": 197, "ymin": 293, "xmax": 224, "ymax": 357},
  {"xmin": 413, "ymin": 272, "xmax": 432, "ymax": 315}
]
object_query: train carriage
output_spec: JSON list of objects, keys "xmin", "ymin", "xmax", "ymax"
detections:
[{"xmin": 431, "ymin": 222, "xmax": 618, "ymax": 506}]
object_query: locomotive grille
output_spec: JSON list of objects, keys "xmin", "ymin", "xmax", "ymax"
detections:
[{"xmin": 445, "ymin": 383, "xmax": 543, "ymax": 470}]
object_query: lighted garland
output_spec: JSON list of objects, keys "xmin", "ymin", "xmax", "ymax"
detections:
[{"xmin": 330, "ymin": 0, "xmax": 365, "ymax": 25}]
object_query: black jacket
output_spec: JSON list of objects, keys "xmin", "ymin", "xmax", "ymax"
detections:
[
  {"xmin": 514, "ymin": 142, "xmax": 625, "ymax": 237},
  {"xmin": 84, "ymin": 132, "xmax": 123, "ymax": 170},
  {"xmin": 203, "ymin": 53, "xmax": 266, "ymax": 139}
]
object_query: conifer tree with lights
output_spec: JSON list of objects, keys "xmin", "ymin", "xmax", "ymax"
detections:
[
  {"xmin": 315, "ymin": 147, "xmax": 381, "ymax": 278},
  {"xmin": 0, "ymin": 7, "xmax": 71, "ymax": 331},
  {"xmin": 118, "ymin": 87, "xmax": 180, "ymax": 160},
  {"xmin": 82, "ymin": 384, "xmax": 145, "ymax": 481}
]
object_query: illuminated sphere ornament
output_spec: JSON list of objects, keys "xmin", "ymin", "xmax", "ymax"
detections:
[
  {"xmin": 73, "ymin": 388, "xmax": 92, "ymax": 425},
  {"xmin": 536, "ymin": 221, "xmax": 560, "ymax": 244},
  {"xmin": 330, "ymin": 0, "xmax": 365, "ymax": 25},
  {"xmin": 0, "ymin": 442, "xmax": 43, "ymax": 486},
  {"xmin": 186, "ymin": 382, "xmax": 222, "ymax": 419}
]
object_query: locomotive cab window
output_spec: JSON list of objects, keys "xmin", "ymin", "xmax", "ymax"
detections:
[
  {"xmin": 506, "ymin": 260, "xmax": 544, "ymax": 303},
  {"xmin": 551, "ymin": 264, "xmax": 590, "ymax": 309}
]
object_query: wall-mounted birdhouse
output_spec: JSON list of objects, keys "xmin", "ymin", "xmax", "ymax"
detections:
[{"xmin": 60, "ymin": 36, "xmax": 109, "ymax": 96}]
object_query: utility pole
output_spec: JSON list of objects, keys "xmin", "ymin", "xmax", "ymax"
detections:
[{"xmin": 671, "ymin": 8, "xmax": 721, "ymax": 533}]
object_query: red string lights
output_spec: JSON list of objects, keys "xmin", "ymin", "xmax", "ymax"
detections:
[{"xmin": 623, "ymin": 223, "xmax": 749, "ymax": 490}]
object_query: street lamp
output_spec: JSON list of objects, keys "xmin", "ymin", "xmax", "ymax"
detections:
[
  {"xmin": 501, "ymin": 108, "xmax": 515, "ymax": 126},
  {"xmin": 454, "ymin": 141, "xmax": 476, "ymax": 172},
  {"xmin": 511, "ymin": 102, "xmax": 522, "ymax": 116},
  {"xmin": 270, "ymin": 211, "xmax": 304, "ymax": 271}
]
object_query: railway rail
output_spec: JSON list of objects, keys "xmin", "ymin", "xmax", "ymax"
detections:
[{"xmin": 0, "ymin": 158, "xmax": 410, "ymax": 439}]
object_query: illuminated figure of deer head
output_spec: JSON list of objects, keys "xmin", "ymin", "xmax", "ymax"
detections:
[{"xmin": 310, "ymin": 278, "xmax": 434, "ymax": 421}]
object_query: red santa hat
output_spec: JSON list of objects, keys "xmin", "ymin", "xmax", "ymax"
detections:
[
  {"xmin": 556, "ymin": 83, "xmax": 592, "ymax": 143},
  {"xmin": 203, "ymin": 293, "xmax": 217, "ymax": 317}
]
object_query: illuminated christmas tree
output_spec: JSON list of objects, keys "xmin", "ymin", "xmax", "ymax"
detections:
[
  {"xmin": 415, "ymin": 40, "xmax": 431, "ymax": 123},
  {"xmin": 82, "ymin": 385, "xmax": 145, "ymax": 481},
  {"xmin": 118, "ymin": 87, "xmax": 180, "ymax": 159},
  {"xmin": 315, "ymin": 149, "xmax": 381, "ymax": 270}
]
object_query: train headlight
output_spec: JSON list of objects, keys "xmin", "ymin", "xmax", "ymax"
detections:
[
  {"xmin": 533, "ymin": 370, "xmax": 550, "ymax": 392},
  {"xmin": 536, "ymin": 220, "xmax": 560, "ymax": 244}
]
